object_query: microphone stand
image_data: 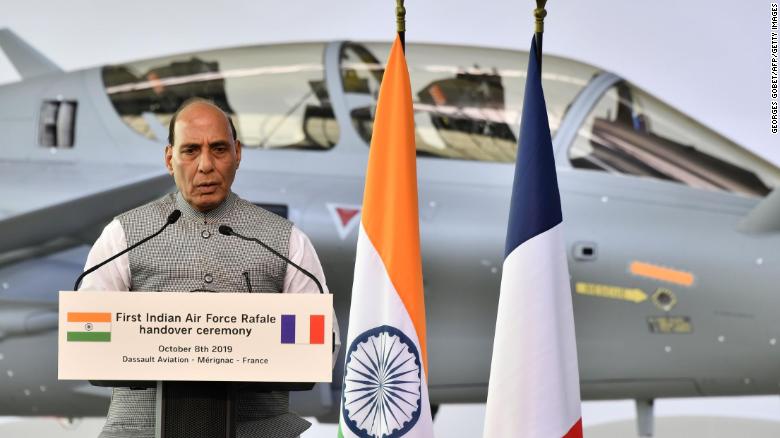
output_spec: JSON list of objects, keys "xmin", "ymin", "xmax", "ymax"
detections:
[
  {"xmin": 73, "ymin": 210, "xmax": 182, "ymax": 290},
  {"xmin": 218, "ymin": 225, "xmax": 324, "ymax": 294}
]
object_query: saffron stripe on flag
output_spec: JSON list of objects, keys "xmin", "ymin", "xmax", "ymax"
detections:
[
  {"xmin": 67, "ymin": 312, "xmax": 111, "ymax": 323},
  {"xmin": 67, "ymin": 332, "xmax": 111, "ymax": 342},
  {"xmin": 359, "ymin": 35, "xmax": 429, "ymax": 375}
]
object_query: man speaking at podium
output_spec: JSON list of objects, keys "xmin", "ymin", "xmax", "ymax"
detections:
[{"xmin": 81, "ymin": 98, "xmax": 337, "ymax": 438}]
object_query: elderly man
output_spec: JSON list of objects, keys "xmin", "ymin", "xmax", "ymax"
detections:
[{"xmin": 81, "ymin": 98, "xmax": 337, "ymax": 438}]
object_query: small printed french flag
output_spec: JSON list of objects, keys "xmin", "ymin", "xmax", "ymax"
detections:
[{"xmin": 280, "ymin": 314, "xmax": 325, "ymax": 345}]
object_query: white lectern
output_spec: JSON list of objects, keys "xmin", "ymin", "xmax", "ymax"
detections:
[{"xmin": 59, "ymin": 291, "xmax": 333, "ymax": 438}]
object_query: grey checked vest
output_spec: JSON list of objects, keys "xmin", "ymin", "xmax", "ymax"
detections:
[{"xmin": 99, "ymin": 192, "xmax": 310, "ymax": 438}]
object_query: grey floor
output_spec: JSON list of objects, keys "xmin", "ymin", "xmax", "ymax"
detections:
[{"xmin": 2, "ymin": 400, "xmax": 780, "ymax": 437}]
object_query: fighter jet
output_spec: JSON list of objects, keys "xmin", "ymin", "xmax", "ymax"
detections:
[{"xmin": 0, "ymin": 29, "xmax": 778, "ymax": 435}]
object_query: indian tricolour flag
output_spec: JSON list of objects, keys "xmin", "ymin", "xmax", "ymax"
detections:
[
  {"xmin": 66, "ymin": 312, "xmax": 112, "ymax": 342},
  {"xmin": 338, "ymin": 36, "xmax": 433, "ymax": 438}
]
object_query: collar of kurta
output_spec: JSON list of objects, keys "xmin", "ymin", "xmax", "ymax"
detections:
[{"xmin": 175, "ymin": 191, "xmax": 238, "ymax": 225}]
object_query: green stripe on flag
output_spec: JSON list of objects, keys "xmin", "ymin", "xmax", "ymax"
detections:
[
  {"xmin": 67, "ymin": 331, "xmax": 111, "ymax": 342},
  {"xmin": 337, "ymin": 422, "xmax": 344, "ymax": 438}
]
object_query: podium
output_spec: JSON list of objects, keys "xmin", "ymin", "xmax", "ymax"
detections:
[
  {"xmin": 85, "ymin": 380, "xmax": 315, "ymax": 438},
  {"xmin": 59, "ymin": 291, "xmax": 333, "ymax": 438}
]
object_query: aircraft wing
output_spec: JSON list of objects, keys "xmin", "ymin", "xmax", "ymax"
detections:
[
  {"xmin": 0, "ymin": 161, "xmax": 174, "ymax": 254},
  {"xmin": 739, "ymin": 188, "xmax": 780, "ymax": 233}
]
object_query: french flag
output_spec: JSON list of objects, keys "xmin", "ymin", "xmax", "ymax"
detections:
[
  {"xmin": 482, "ymin": 38, "xmax": 583, "ymax": 437},
  {"xmin": 280, "ymin": 314, "xmax": 325, "ymax": 345}
]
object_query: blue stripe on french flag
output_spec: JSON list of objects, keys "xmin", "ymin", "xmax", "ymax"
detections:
[{"xmin": 503, "ymin": 51, "xmax": 562, "ymax": 257}]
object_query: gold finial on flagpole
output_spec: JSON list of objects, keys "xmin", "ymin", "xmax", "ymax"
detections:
[
  {"xmin": 396, "ymin": 0, "xmax": 406, "ymax": 51},
  {"xmin": 534, "ymin": 0, "xmax": 547, "ymax": 63},
  {"xmin": 534, "ymin": 0, "xmax": 547, "ymax": 34},
  {"xmin": 396, "ymin": 0, "xmax": 406, "ymax": 33}
]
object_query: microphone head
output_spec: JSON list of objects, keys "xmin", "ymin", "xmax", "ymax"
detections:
[
  {"xmin": 218, "ymin": 225, "xmax": 233, "ymax": 236},
  {"xmin": 167, "ymin": 210, "xmax": 182, "ymax": 224}
]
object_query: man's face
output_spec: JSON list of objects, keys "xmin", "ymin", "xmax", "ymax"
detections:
[{"xmin": 165, "ymin": 103, "xmax": 242, "ymax": 212}]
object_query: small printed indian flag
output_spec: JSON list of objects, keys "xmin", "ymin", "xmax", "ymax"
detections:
[
  {"xmin": 280, "ymin": 314, "xmax": 325, "ymax": 345},
  {"xmin": 66, "ymin": 312, "xmax": 112, "ymax": 342}
]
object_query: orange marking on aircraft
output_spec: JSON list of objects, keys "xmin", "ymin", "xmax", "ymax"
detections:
[{"xmin": 630, "ymin": 261, "xmax": 694, "ymax": 287}]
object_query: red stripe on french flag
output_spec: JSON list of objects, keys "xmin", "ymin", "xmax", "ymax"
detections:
[
  {"xmin": 563, "ymin": 419, "xmax": 583, "ymax": 438},
  {"xmin": 310, "ymin": 315, "xmax": 325, "ymax": 344}
]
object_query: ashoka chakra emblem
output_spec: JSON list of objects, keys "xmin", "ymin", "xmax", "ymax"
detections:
[{"xmin": 342, "ymin": 325, "xmax": 422, "ymax": 438}]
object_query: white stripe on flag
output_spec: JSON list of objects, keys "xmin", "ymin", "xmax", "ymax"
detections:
[
  {"xmin": 339, "ymin": 225, "xmax": 433, "ymax": 437},
  {"xmin": 483, "ymin": 224, "xmax": 581, "ymax": 437},
  {"xmin": 66, "ymin": 322, "xmax": 110, "ymax": 333},
  {"xmin": 295, "ymin": 314, "xmax": 310, "ymax": 344}
]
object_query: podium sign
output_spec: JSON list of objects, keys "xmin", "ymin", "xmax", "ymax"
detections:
[{"xmin": 58, "ymin": 291, "xmax": 333, "ymax": 382}]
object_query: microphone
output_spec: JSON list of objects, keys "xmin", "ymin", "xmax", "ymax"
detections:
[
  {"xmin": 218, "ymin": 225, "xmax": 324, "ymax": 294},
  {"xmin": 74, "ymin": 210, "xmax": 182, "ymax": 290}
]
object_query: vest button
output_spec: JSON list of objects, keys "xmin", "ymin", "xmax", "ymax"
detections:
[
  {"xmin": 201, "ymin": 230, "xmax": 211, "ymax": 239},
  {"xmin": 204, "ymin": 273, "xmax": 213, "ymax": 283}
]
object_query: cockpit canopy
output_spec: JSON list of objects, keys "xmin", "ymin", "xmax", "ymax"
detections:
[
  {"xmin": 103, "ymin": 43, "xmax": 337, "ymax": 150},
  {"xmin": 102, "ymin": 41, "xmax": 779, "ymax": 198}
]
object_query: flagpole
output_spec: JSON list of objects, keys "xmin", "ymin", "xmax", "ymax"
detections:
[
  {"xmin": 534, "ymin": 0, "xmax": 547, "ymax": 66},
  {"xmin": 396, "ymin": 0, "xmax": 406, "ymax": 52}
]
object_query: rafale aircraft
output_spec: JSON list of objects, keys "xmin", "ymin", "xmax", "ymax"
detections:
[{"xmin": 0, "ymin": 28, "xmax": 779, "ymax": 433}]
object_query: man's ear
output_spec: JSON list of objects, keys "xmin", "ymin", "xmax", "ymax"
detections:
[
  {"xmin": 164, "ymin": 145, "xmax": 174, "ymax": 176},
  {"xmin": 235, "ymin": 139, "xmax": 242, "ymax": 168}
]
